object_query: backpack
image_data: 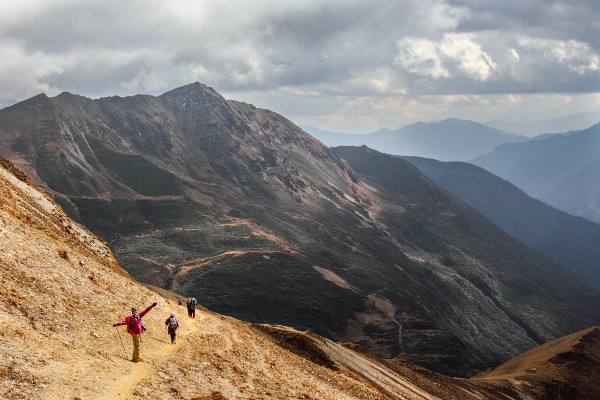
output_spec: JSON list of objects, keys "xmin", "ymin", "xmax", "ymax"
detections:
[
  {"xmin": 189, "ymin": 298, "xmax": 197, "ymax": 310},
  {"xmin": 169, "ymin": 317, "xmax": 178, "ymax": 330},
  {"xmin": 127, "ymin": 314, "xmax": 143, "ymax": 335}
]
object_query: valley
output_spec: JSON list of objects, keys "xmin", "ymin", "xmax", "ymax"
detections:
[
  {"xmin": 0, "ymin": 84, "xmax": 598, "ymax": 378},
  {"xmin": 2, "ymin": 155, "xmax": 600, "ymax": 399}
]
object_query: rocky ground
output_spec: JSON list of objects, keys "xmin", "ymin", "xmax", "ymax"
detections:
[
  {"xmin": 0, "ymin": 159, "xmax": 391, "ymax": 399},
  {"xmin": 2, "ymin": 156, "xmax": 599, "ymax": 400}
]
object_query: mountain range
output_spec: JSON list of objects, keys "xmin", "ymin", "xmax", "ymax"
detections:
[
  {"xmin": 303, "ymin": 119, "xmax": 527, "ymax": 162},
  {"xmin": 486, "ymin": 107, "xmax": 600, "ymax": 136},
  {"xmin": 471, "ymin": 122, "xmax": 600, "ymax": 224},
  {"xmin": 4, "ymin": 154, "xmax": 600, "ymax": 399},
  {"xmin": 0, "ymin": 83, "xmax": 598, "ymax": 377},
  {"xmin": 306, "ymin": 118, "xmax": 600, "ymax": 226},
  {"xmin": 399, "ymin": 156, "xmax": 600, "ymax": 290}
]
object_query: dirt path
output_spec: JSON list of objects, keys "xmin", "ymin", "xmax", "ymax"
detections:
[{"xmin": 106, "ymin": 312, "xmax": 200, "ymax": 399}]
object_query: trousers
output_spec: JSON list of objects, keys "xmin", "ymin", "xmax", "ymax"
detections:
[{"xmin": 132, "ymin": 333, "xmax": 141, "ymax": 362}]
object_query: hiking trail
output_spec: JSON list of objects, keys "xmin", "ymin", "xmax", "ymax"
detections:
[{"xmin": 107, "ymin": 311, "xmax": 201, "ymax": 399}]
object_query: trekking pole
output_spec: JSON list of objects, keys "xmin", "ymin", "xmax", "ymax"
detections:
[{"xmin": 115, "ymin": 326, "xmax": 128, "ymax": 359}]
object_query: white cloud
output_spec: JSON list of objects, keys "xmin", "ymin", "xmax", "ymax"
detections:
[
  {"xmin": 395, "ymin": 34, "xmax": 496, "ymax": 81},
  {"xmin": 507, "ymin": 48, "xmax": 520, "ymax": 63},
  {"xmin": 546, "ymin": 40, "xmax": 600, "ymax": 74},
  {"xmin": 395, "ymin": 38, "xmax": 450, "ymax": 80},
  {"xmin": 518, "ymin": 37, "xmax": 600, "ymax": 74},
  {"xmin": 439, "ymin": 34, "xmax": 497, "ymax": 81}
]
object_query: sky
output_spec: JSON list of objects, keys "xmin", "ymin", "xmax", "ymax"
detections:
[{"xmin": 1, "ymin": 0, "xmax": 599, "ymax": 134}]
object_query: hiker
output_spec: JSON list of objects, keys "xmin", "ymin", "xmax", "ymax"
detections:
[
  {"xmin": 165, "ymin": 312, "xmax": 179, "ymax": 344},
  {"xmin": 113, "ymin": 302, "xmax": 157, "ymax": 362},
  {"xmin": 178, "ymin": 299, "xmax": 184, "ymax": 306},
  {"xmin": 187, "ymin": 297, "xmax": 197, "ymax": 318}
]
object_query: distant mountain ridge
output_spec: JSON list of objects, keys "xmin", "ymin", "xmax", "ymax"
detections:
[
  {"xmin": 400, "ymin": 156, "xmax": 600, "ymax": 290},
  {"xmin": 1, "ymin": 83, "xmax": 598, "ymax": 376},
  {"xmin": 471, "ymin": 122, "xmax": 600, "ymax": 223},
  {"xmin": 304, "ymin": 119, "xmax": 527, "ymax": 161},
  {"xmin": 487, "ymin": 108, "xmax": 600, "ymax": 136}
]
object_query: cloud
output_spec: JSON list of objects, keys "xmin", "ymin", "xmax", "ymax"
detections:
[
  {"xmin": 440, "ymin": 34, "xmax": 497, "ymax": 81},
  {"xmin": 395, "ymin": 34, "xmax": 496, "ymax": 82},
  {"xmin": 0, "ymin": 0, "xmax": 470, "ymax": 97},
  {"xmin": 0, "ymin": 0, "xmax": 598, "ymax": 131},
  {"xmin": 518, "ymin": 37, "xmax": 600, "ymax": 74},
  {"xmin": 0, "ymin": 41, "xmax": 72, "ymax": 97},
  {"xmin": 395, "ymin": 38, "xmax": 450, "ymax": 80}
]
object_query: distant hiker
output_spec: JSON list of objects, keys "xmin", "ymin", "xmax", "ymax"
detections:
[
  {"xmin": 178, "ymin": 299, "xmax": 184, "ymax": 306},
  {"xmin": 187, "ymin": 297, "xmax": 197, "ymax": 318},
  {"xmin": 113, "ymin": 302, "xmax": 157, "ymax": 362},
  {"xmin": 165, "ymin": 312, "xmax": 179, "ymax": 344}
]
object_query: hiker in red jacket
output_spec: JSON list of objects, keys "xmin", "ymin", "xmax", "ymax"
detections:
[{"xmin": 113, "ymin": 302, "xmax": 157, "ymax": 362}]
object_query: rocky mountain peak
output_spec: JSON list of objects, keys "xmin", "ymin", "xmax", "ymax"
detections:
[
  {"xmin": 160, "ymin": 82, "xmax": 227, "ymax": 112},
  {"xmin": 1, "ymin": 83, "xmax": 599, "ymax": 378},
  {"xmin": 8, "ymin": 93, "xmax": 52, "ymax": 112}
]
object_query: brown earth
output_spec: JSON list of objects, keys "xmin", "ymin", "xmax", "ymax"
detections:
[
  {"xmin": 2, "ymin": 155, "xmax": 600, "ymax": 400},
  {"xmin": 0, "ymin": 156, "xmax": 390, "ymax": 399},
  {"xmin": 476, "ymin": 326, "xmax": 600, "ymax": 399}
]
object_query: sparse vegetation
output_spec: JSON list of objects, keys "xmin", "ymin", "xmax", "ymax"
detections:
[{"xmin": 1, "ymin": 85, "xmax": 598, "ymax": 378}]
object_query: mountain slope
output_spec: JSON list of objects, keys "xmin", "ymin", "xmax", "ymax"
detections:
[
  {"xmin": 399, "ymin": 156, "xmax": 600, "ymax": 290},
  {"xmin": 0, "ymin": 156, "xmax": 395, "ymax": 399},
  {"xmin": 471, "ymin": 122, "xmax": 600, "ymax": 223},
  {"xmin": 305, "ymin": 119, "xmax": 526, "ymax": 161},
  {"xmin": 541, "ymin": 159, "xmax": 600, "ymax": 224},
  {"xmin": 477, "ymin": 326, "xmax": 600, "ymax": 399},
  {"xmin": 1, "ymin": 84, "xmax": 598, "ymax": 377},
  {"xmin": 331, "ymin": 146, "xmax": 599, "ymax": 369},
  {"xmin": 4, "ymin": 154, "xmax": 572, "ymax": 400}
]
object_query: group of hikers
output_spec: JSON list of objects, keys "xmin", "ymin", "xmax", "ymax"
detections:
[{"xmin": 112, "ymin": 297, "xmax": 198, "ymax": 362}]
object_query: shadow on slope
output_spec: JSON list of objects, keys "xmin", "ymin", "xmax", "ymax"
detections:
[
  {"xmin": 2, "ymin": 155, "xmax": 600, "ymax": 400},
  {"xmin": 400, "ymin": 155, "xmax": 600, "ymax": 290}
]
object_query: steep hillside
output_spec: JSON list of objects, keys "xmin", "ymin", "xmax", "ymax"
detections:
[
  {"xmin": 1, "ymin": 155, "xmax": 560, "ymax": 400},
  {"xmin": 541, "ymin": 160, "xmax": 600, "ymax": 224},
  {"xmin": 305, "ymin": 119, "xmax": 526, "ymax": 161},
  {"xmin": 477, "ymin": 327, "xmax": 600, "ymax": 399},
  {"xmin": 399, "ymin": 156, "xmax": 600, "ymax": 290},
  {"xmin": 471, "ymin": 122, "xmax": 600, "ymax": 223},
  {"xmin": 0, "ymin": 156, "xmax": 401, "ymax": 399},
  {"xmin": 1, "ymin": 84, "xmax": 598, "ymax": 377}
]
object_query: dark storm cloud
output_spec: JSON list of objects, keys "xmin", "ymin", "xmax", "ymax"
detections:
[
  {"xmin": 0, "ymin": 0, "xmax": 467, "ymax": 96},
  {"xmin": 0, "ymin": 0, "xmax": 598, "ymax": 131},
  {"xmin": 451, "ymin": 0, "xmax": 600, "ymax": 49}
]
